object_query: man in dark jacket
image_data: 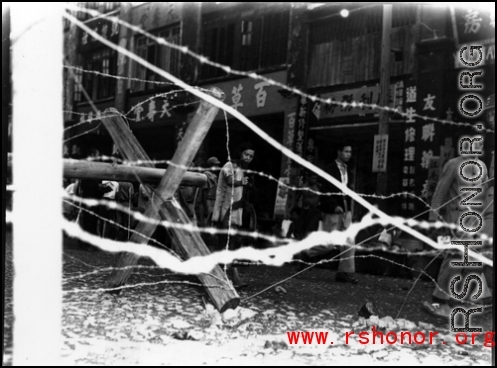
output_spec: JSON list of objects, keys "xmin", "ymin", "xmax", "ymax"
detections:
[{"xmin": 306, "ymin": 143, "xmax": 358, "ymax": 284}]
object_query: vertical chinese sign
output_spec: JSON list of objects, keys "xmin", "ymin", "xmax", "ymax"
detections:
[
  {"xmin": 402, "ymin": 72, "xmax": 444, "ymax": 216},
  {"xmin": 401, "ymin": 82, "xmax": 418, "ymax": 215},
  {"xmin": 372, "ymin": 134, "xmax": 388, "ymax": 172},
  {"xmin": 294, "ymin": 96, "xmax": 308, "ymax": 158},
  {"xmin": 417, "ymin": 73, "xmax": 444, "ymax": 214}
]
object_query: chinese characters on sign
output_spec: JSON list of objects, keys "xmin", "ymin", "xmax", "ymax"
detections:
[
  {"xmin": 401, "ymin": 81, "xmax": 417, "ymax": 213},
  {"xmin": 316, "ymin": 83, "xmax": 404, "ymax": 121},
  {"xmin": 401, "ymin": 73, "xmax": 443, "ymax": 214},
  {"xmin": 80, "ymin": 18, "xmax": 119, "ymax": 47},
  {"xmin": 372, "ymin": 134, "xmax": 388, "ymax": 173},
  {"xmin": 284, "ymin": 112, "xmax": 297, "ymax": 177},
  {"xmin": 274, "ymin": 177, "xmax": 290, "ymax": 217},
  {"xmin": 129, "ymin": 95, "xmax": 177, "ymax": 124},
  {"xmin": 231, "ymin": 84, "xmax": 244, "ymax": 110},
  {"xmin": 212, "ymin": 71, "xmax": 286, "ymax": 119},
  {"xmin": 455, "ymin": 7, "xmax": 495, "ymax": 45},
  {"xmin": 294, "ymin": 96, "xmax": 308, "ymax": 157},
  {"xmin": 421, "ymin": 156, "xmax": 441, "ymax": 202}
]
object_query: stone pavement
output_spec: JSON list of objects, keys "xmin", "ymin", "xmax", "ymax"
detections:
[{"xmin": 3, "ymin": 239, "xmax": 494, "ymax": 365}]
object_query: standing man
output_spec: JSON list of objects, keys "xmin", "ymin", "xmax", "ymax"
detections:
[
  {"xmin": 212, "ymin": 142, "xmax": 255, "ymax": 288},
  {"xmin": 304, "ymin": 142, "xmax": 358, "ymax": 284},
  {"xmin": 423, "ymin": 133, "xmax": 492, "ymax": 318}
]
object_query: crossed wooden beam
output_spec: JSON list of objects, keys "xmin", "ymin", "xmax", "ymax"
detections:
[{"xmin": 71, "ymin": 88, "xmax": 239, "ymax": 312}]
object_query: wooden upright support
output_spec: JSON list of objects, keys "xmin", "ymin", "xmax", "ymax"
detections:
[{"xmin": 103, "ymin": 89, "xmax": 240, "ymax": 312}]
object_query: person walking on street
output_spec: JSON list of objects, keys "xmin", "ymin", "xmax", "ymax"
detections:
[
  {"xmin": 212, "ymin": 142, "xmax": 255, "ymax": 288},
  {"xmin": 303, "ymin": 142, "xmax": 359, "ymax": 284}
]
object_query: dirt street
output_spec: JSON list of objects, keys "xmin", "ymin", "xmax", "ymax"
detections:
[{"xmin": 3, "ymin": 236, "xmax": 494, "ymax": 365}]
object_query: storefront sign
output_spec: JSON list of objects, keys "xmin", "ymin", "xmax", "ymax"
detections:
[
  {"xmin": 127, "ymin": 92, "xmax": 188, "ymax": 128},
  {"xmin": 282, "ymin": 112, "xmax": 297, "ymax": 178},
  {"xmin": 314, "ymin": 82, "xmax": 404, "ymax": 121},
  {"xmin": 372, "ymin": 134, "xmax": 388, "ymax": 173},
  {"xmin": 274, "ymin": 177, "xmax": 290, "ymax": 217},
  {"xmin": 294, "ymin": 96, "xmax": 308, "ymax": 157},
  {"xmin": 79, "ymin": 17, "xmax": 119, "ymax": 52},
  {"xmin": 421, "ymin": 156, "xmax": 441, "ymax": 203},
  {"xmin": 401, "ymin": 81, "xmax": 418, "ymax": 213},
  {"xmin": 453, "ymin": 7, "xmax": 494, "ymax": 45},
  {"xmin": 71, "ymin": 100, "xmax": 117, "ymax": 136},
  {"xmin": 208, "ymin": 71, "xmax": 288, "ymax": 120}
]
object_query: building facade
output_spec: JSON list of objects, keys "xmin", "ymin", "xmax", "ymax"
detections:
[
  {"xmin": 62, "ymin": 3, "xmax": 494, "ymax": 222},
  {"xmin": 299, "ymin": 4, "xmax": 494, "ymax": 220}
]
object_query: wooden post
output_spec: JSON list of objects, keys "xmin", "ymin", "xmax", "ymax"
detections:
[
  {"xmin": 62, "ymin": 159, "xmax": 207, "ymax": 186},
  {"xmin": 104, "ymin": 89, "xmax": 240, "ymax": 312},
  {"xmin": 11, "ymin": 3, "xmax": 63, "ymax": 365},
  {"xmin": 376, "ymin": 4, "xmax": 392, "ymax": 198},
  {"xmin": 7, "ymin": 155, "xmax": 208, "ymax": 187}
]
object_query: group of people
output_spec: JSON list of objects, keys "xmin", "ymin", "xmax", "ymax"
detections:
[
  {"xmin": 63, "ymin": 148, "xmax": 137, "ymax": 250},
  {"xmin": 64, "ymin": 142, "xmax": 258, "ymax": 287},
  {"xmin": 65, "ymin": 93, "xmax": 494, "ymax": 304}
]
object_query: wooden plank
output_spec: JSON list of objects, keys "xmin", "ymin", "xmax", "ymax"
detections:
[
  {"xmin": 62, "ymin": 158, "xmax": 207, "ymax": 187},
  {"xmin": 7, "ymin": 155, "xmax": 207, "ymax": 187},
  {"xmin": 103, "ymin": 89, "xmax": 240, "ymax": 312},
  {"xmin": 160, "ymin": 202, "xmax": 240, "ymax": 312}
]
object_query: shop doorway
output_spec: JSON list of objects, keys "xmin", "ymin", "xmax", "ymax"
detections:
[{"xmin": 310, "ymin": 122, "xmax": 405, "ymax": 219}]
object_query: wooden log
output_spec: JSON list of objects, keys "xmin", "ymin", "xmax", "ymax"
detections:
[
  {"xmin": 7, "ymin": 154, "xmax": 207, "ymax": 187},
  {"xmin": 160, "ymin": 201, "xmax": 240, "ymax": 312},
  {"xmin": 103, "ymin": 89, "xmax": 240, "ymax": 312},
  {"xmin": 62, "ymin": 158, "xmax": 207, "ymax": 187}
]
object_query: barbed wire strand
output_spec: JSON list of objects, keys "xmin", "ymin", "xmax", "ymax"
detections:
[
  {"xmin": 65, "ymin": 11, "xmax": 493, "ymax": 270},
  {"xmin": 64, "ymin": 4, "xmax": 495, "ymax": 133}
]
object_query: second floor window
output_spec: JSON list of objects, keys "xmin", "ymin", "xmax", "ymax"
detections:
[
  {"xmin": 201, "ymin": 8, "xmax": 289, "ymax": 79},
  {"xmin": 135, "ymin": 26, "xmax": 181, "ymax": 91},
  {"xmin": 82, "ymin": 48, "xmax": 117, "ymax": 100},
  {"xmin": 202, "ymin": 23, "xmax": 236, "ymax": 79}
]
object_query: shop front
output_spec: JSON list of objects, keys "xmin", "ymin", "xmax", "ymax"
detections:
[
  {"xmin": 200, "ymin": 70, "xmax": 297, "ymax": 220},
  {"xmin": 304, "ymin": 80, "xmax": 407, "ymax": 220},
  {"xmin": 64, "ymin": 100, "xmax": 118, "ymax": 158},
  {"xmin": 126, "ymin": 88, "xmax": 192, "ymax": 168}
]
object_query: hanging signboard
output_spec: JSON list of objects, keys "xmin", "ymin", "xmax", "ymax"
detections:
[
  {"xmin": 78, "ymin": 17, "xmax": 120, "ymax": 52},
  {"xmin": 208, "ymin": 70, "xmax": 288, "ymax": 120},
  {"xmin": 372, "ymin": 134, "xmax": 389, "ymax": 173},
  {"xmin": 274, "ymin": 177, "xmax": 290, "ymax": 217},
  {"xmin": 452, "ymin": 7, "xmax": 494, "ymax": 45},
  {"xmin": 314, "ymin": 82, "xmax": 404, "ymax": 121}
]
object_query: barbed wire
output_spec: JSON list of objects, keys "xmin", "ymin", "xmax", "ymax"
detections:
[
  {"xmin": 63, "ymin": 199, "xmax": 183, "ymax": 259},
  {"xmin": 64, "ymin": 4, "xmax": 495, "ymax": 133},
  {"xmin": 62, "ymin": 92, "xmax": 200, "ymax": 134},
  {"xmin": 6, "ymin": 5, "xmax": 490, "ymax": 314},
  {"xmin": 70, "ymin": 154, "xmax": 438, "ymax": 210}
]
